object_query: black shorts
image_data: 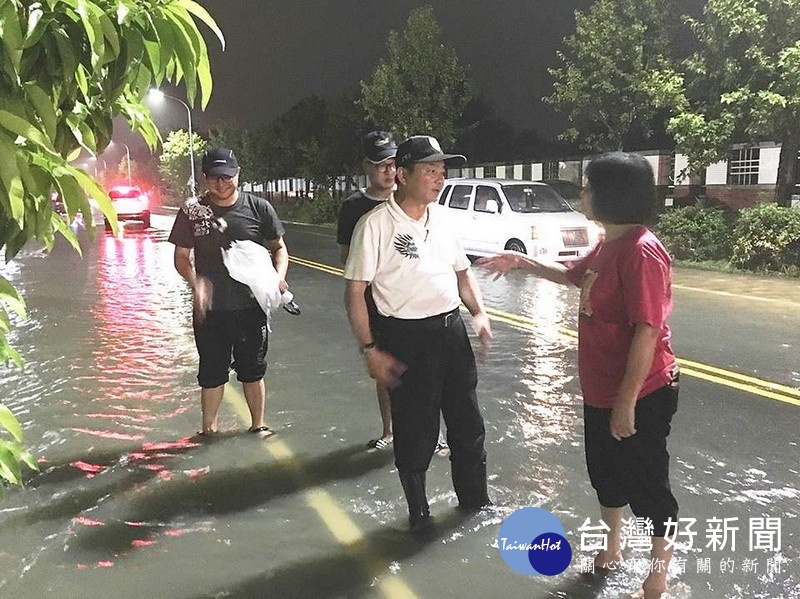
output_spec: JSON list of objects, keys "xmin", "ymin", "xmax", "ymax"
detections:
[
  {"xmin": 193, "ymin": 308, "xmax": 269, "ymax": 388},
  {"xmin": 584, "ymin": 379, "xmax": 679, "ymax": 537}
]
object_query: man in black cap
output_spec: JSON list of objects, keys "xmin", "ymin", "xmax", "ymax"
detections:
[
  {"xmin": 344, "ymin": 135, "xmax": 493, "ymax": 532},
  {"xmin": 337, "ymin": 131, "xmax": 398, "ymax": 451},
  {"xmin": 168, "ymin": 147, "xmax": 290, "ymax": 437}
]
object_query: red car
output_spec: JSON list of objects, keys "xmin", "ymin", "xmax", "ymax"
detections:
[{"xmin": 106, "ymin": 185, "xmax": 151, "ymax": 230}]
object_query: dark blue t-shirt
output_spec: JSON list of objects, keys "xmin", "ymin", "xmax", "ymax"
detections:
[{"xmin": 336, "ymin": 190, "xmax": 383, "ymax": 246}]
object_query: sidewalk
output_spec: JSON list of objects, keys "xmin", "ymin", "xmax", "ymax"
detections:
[{"xmin": 673, "ymin": 266, "xmax": 800, "ymax": 304}]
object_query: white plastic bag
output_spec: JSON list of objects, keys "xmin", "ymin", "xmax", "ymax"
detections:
[{"xmin": 221, "ymin": 239, "xmax": 290, "ymax": 331}]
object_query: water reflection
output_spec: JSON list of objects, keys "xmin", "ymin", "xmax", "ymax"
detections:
[{"xmin": 475, "ymin": 269, "xmax": 585, "ymax": 515}]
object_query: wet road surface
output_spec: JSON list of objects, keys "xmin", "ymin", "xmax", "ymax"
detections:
[{"xmin": 0, "ymin": 215, "xmax": 797, "ymax": 598}]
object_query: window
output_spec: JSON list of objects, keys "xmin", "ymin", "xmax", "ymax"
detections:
[
  {"xmin": 448, "ymin": 185, "xmax": 472, "ymax": 210},
  {"xmin": 503, "ymin": 184, "xmax": 571, "ymax": 213},
  {"xmin": 542, "ymin": 161, "xmax": 560, "ymax": 180},
  {"xmin": 474, "ymin": 186, "xmax": 500, "ymax": 213},
  {"xmin": 438, "ymin": 185, "xmax": 452, "ymax": 205},
  {"xmin": 728, "ymin": 147, "xmax": 760, "ymax": 186}
]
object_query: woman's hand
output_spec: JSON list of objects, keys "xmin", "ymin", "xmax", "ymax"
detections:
[
  {"xmin": 609, "ymin": 400, "xmax": 636, "ymax": 440},
  {"xmin": 474, "ymin": 251, "xmax": 520, "ymax": 279}
]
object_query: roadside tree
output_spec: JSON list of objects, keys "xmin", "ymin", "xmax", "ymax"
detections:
[
  {"xmin": 662, "ymin": 0, "xmax": 800, "ymax": 207},
  {"xmin": 360, "ymin": 5, "xmax": 473, "ymax": 146},
  {"xmin": 546, "ymin": 0, "xmax": 683, "ymax": 152},
  {"xmin": 0, "ymin": 0, "xmax": 223, "ymax": 496},
  {"xmin": 158, "ymin": 129, "xmax": 207, "ymax": 204}
]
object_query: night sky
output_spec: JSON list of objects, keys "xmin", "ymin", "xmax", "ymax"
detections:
[{"xmin": 186, "ymin": 0, "xmax": 594, "ymax": 140}]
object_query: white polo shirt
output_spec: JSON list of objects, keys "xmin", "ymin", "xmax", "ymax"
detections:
[{"xmin": 344, "ymin": 196, "xmax": 471, "ymax": 319}]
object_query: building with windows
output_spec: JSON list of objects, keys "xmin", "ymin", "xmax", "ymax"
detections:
[{"xmin": 259, "ymin": 142, "xmax": 799, "ymax": 210}]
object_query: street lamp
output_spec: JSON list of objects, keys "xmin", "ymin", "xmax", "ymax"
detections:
[{"xmin": 147, "ymin": 89, "xmax": 196, "ymax": 197}]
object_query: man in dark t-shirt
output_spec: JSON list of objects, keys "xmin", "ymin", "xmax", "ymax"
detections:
[
  {"xmin": 336, "ymin": 131, "xmax": 397, "ymax": 450},
  {"xmin": 168, "ymin": 147, "xmax": 290, "ymax": 437}
]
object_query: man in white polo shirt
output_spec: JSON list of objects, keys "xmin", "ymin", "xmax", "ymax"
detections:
[{"xmin": 344, "ymin": 135, "xmax": 493, "ymax": 533}]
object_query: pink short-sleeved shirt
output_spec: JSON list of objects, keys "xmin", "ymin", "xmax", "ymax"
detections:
[{"xmin": 566, "ymin": 226, "xmax": 677, "ymax": 408}]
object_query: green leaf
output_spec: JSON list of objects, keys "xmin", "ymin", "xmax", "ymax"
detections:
[
  {"xmin": 75, "ymin": 64, "xmax": 89, "ymax": 97},
  {"xmin": 0, "ymin": 0, "xmax": 24, "ymax": 78},
  {"xmin": 0, "ymin": 275, "xmax": 26, "ymax": 321},
  {"xmin": 0, "ymin": 336, "xmax": 23, "ymax": 369},
  {"xmin": 164, "ymin": 7, "xmax": 198, "ymax": 103},
  {"xmin": 6, "ymin": 176, "xmax": 25, "ymax": 223},
  {"xmin": 53, "ymin": 169, "xmax": 86, "ymax": 223},
  {"xmin": 0, "ymin": 305, "xmax": 10, "ymax": 333},
  {"xmin": 152, "ymin": 16, "xmax": 175, "ymax": 84},
  {"xmin": 168, "ymin": 5, "xmax": 213, "ymax": 108},
  {"xmin": 0, "ymin": 132, "xmax": 19, "ymax": 207},
  {"xmin": 53, "ymin": 28, "xmax": 79, "ymax": 82},
  {"xmin": 177, "ymin": 0, "xmax": 225, "ymax": 50},
  {"xmin": 0, "ymin": 442, "xmax": 23, "ymax": 486},
  {"xmin": 52, "ymin": 211, "xmax": 82, "ymax": 254},
  {"xmin": 23, "ymin": 83, "xmax": 59, "ymax": 141},
  {"xmin": 70, "ymin": 166, "xmax": 112, "ymax": 223},
  {"xmin": 0, "ymin": 405, "xmax": 23, "ymax": 443},
  {"xmin": 0, "ymin": 110, "xmax": 58, "ymax": 155},
  {"xmin": 23, "ymin": 5, "xmax": 47, "ymax": 48},
  {"xmin": 92, "ymin": 2, "xmax": 120, "ymax": 60},
  {"xmin": 74, "ymin": 0, "xmax": 102, "ymax": 68}
]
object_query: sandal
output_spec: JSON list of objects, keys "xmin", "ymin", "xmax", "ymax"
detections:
[
  {"xmin": 249, "ymin": 426, "xmax": 275, "ymax": 437},
  {"xmin": 366, "ymin": 437, "xmax": 392, "ymax": 450},
  {"xmin": 282, "ymin": 300, "xmax": 301, "ymax": 315}
]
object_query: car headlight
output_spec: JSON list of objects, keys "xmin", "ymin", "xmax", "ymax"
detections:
[{"xmin": 530, "ymin": 225, "xmax": 538, "ymax": 240}]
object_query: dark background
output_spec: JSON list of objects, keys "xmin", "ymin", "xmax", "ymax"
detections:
[{"xmin": 190, "ymin": 0, "xmax": 594, "ymax": 138}]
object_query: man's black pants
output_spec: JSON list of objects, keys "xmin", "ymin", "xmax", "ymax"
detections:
[{"xmin": 376, "ymin": 309, "xmax": 487, "ymax": 476}]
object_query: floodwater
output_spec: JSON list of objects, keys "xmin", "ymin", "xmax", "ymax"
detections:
[{"xmin": 0, "ymin": 217, "xmax": 797, "ymax": 598}]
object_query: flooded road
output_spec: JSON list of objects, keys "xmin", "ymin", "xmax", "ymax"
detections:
[{"xmin": 0, "ymin": 216, "xmax": 797, "ymax": 598}]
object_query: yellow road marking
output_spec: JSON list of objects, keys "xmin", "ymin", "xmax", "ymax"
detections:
[
  {"xmin": 289, "ymin": 256, "xmax": 799, "ymax": 408},
  {"xmin": 225, "ymin": 385, "xmax": 417, "ymax": 598}
]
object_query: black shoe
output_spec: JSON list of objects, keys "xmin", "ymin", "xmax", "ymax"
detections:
[
  {"xmin": 282, "ymin": 299, "xmax": 301, "ymax": 315},
  {"xmin": 399, "ymin": 471, "xmax": 430, "ymax": 534},
  {"xmin": 409, "ymin": 513, "xmax": 435, "ymax": 535},
  {"xmin": 457, "ymin": 499, "xmax": 494, "ymax": 512}
]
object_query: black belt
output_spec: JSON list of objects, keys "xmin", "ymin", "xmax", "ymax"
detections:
[{"xmin": 382, "ymin": 307, "xmax": 461, "ymax": 329}]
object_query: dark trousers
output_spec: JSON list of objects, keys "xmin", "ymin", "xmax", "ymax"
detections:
[
  {"xmin": 193, "ymin": 308, "xmax": 268, "ymax": 388},
  {"xmin": 584, "ymin": 381, "xmax": 679, "ymax": 537},
  {"xmin": 377, "ymin": 310, "xmax": 487, "ymax": 479}
]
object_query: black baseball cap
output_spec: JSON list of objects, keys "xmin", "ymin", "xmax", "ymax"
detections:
[
  {"xmin": 202, "ymin": 148, "xmax": 239, "ymax": 177},
  {"xmin": 395, "ymin": 135, "xmax": 466, "ymax": 168},
  {"xmin": 363, "ymin": 131, "xmax": 397, "ymax": 164}
]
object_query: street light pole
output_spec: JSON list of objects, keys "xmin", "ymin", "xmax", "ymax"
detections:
[{"xmin": 147, "ymin": 89, "xmax": 196, "ymax": 197}]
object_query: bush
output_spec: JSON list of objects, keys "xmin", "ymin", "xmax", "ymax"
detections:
[
  {"xmin": 307, "ymin": 189, "xmax": 340, "ymax": 224},
  {"xmin": 654, "ymin": 206, "xmax": 733, "ymax": 261},
  {"xmin": 731, "ymin": 203, "xmax": 800, "ymax": 274}
]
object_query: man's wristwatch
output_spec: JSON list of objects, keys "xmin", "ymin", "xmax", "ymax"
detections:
[{"xmin": 360, "ymin": 342, "xmax": 377, "ymax": 355}]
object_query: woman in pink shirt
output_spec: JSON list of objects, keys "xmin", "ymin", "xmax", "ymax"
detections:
[{"xmin": 478, "ymin": 152, "xmax": 679, "ymax": 599}]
